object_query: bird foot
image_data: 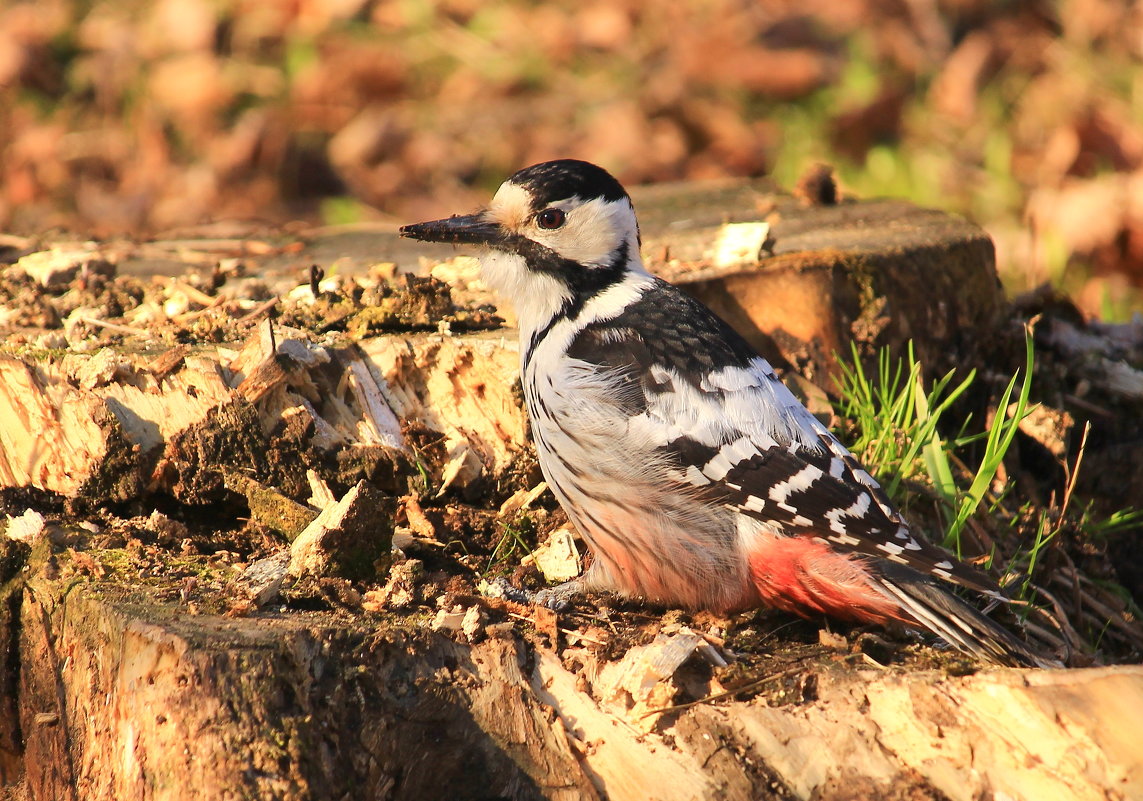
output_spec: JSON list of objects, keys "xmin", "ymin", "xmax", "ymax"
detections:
[
  {"xmin": 483, "ymin": 576, "xmax": 592, "ymax": 611},
  {"xmin": 532, "ymin": 577, "xmax": 590, "ymax": 612},
  {"xmin": 484, "ymin": 576, "xmax": 536, "ymax": 605}
]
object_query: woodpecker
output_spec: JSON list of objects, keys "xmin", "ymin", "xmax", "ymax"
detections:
[{"xmin": 401, "ymin": 159, "xmax": 1054, "ymax": 667}]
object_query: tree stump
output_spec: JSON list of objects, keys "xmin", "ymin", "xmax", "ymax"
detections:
[
  {"xmin": 11, "ymin": 548, "xmax": 1143, "ymax": 801},
  {"xmin": 1, "ymin": 179, "xmax": 1139, "ymax": 801}
]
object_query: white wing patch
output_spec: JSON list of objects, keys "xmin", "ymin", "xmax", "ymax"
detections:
[
  {"xmin": 742, "ymin": 495, "xmax": 766, "ymax": 512},
  {"xmin": 632, "ymin": 352, "xmax": 978, "ymax": 587},
  {"xmin": 630, "ymin": 358, "xmax": 823, "ymax": 457},
  {"xmin": 701, "ymin": 451, "xmax": 736, "ymax": 482},
  {"xmin": 768, "ymin": 463, "xmax": 825, "ymax": 504},
  {"xmin": 825, "ymin": 493, "xmax": 870, "ymax": 535}
]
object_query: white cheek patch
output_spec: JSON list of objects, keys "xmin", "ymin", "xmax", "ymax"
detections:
[
  {"xmin": 479, "ymin": 183, "xmax": 646, "ymax": 333},
  {"xmin": 534, "ymin": 197, "xmax": 638, "ymax": 268}
]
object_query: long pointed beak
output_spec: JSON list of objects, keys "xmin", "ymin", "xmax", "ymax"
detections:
[{"xmin": 399, "ymin": 213, "xmax": 502, "ymax": 246}]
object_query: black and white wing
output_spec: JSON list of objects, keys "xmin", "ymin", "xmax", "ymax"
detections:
[{"xmin": 566, "ymin": 277, "xmax": 1001, "ymax": 597}]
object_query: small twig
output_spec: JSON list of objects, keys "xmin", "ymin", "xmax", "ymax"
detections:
[
  {"xmin": 1021, "ymin": 619, "xmax": 1068, "ymax": 654},
  {"xmin": 1056, "ymin": 550, "xmax": 1085, "ymax": 636},
  {"xmin": 1030, "ymin": 583, "xmax": 1085, "ymax": 659},
  {"xmin": 172, "ymin": 294, "xmax": 229, "ymax": 323},
  {"xmin": 167, "ymin": 278, "xmax": 219, "ymax": 308},
  {"xmin": 75, "ymin": 316, "xmax": 148, "ymax": 337},
  {"xmin": 561, "ymin": 627, "xmax": 608, "ymax": 646},
  {"xmin": 1071, "ymin": 590, "xmax": 1142, "ymax": 643},
  {"xmin": 638, "ymin": 664, "xmax": 810, "ymax": 719},
  {"xmin": 505, "ymin": 611, "xmax": 609, "ymax": 646},
  {"xmin": 237, "ymin": 296, "xmax": 279, "ymax": 324},
  {"xmin": 1050, "ymin": 563, "xmax": 1143, "ymax": 645},
  {"xmin": 1053, "ymin": 421, "xmax": 1091, "ymax": 537}
]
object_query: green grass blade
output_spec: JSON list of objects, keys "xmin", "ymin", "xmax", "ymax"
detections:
[{"xmin": 943, "ymin": 330, "xmax": 1036, "ymax": 549}]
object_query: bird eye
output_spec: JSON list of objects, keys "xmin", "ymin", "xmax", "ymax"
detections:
[{"xmin": 536, "ymin": 208, "xmax": 566, "ymax": 230}]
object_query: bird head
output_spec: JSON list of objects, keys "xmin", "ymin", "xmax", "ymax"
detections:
[{"xmin": 401, "ymin": 159, "xmax": 645, "ymax": 331}]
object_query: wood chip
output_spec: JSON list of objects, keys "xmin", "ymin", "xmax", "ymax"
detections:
[
  {"xmin": 148, "ymin": 344, "xmax": 190, "ymax": 382},
  {"xmin": 533, "ymin": 605, "xmax": 560, "ymax": 647},
  {"xmin": 710, "ymin": 222, "xmax": 771, "ymax": 267},
  {"xmin": 596, "ymin": 627, "xmax": 707, "ymax": 728},
  {"xmin": 4, "ymin": 509, "xmax": 46, "ymax": 543},
  {"xmin": 234, "ymin": 550, "xmax": 291, "ymax": 607},
  {"xmin": 288, "ymin": 480, "xmax": 395, "ymax": 580},
  {"xmin": 499, "ymin": 482, "xmax": 549, "ymax": 516},
  {"xmin": 400, "ymin": 496, "xmax": 441, "ymax": 542},
  {"xmin": 343, "ymin": 357, "xmax": 405, "ymax": 450},
  {"xmin": 530, "ymin": 525, "xmax": 581, "ymax": 583},
  {"xmin": 306, "ymin": 470, "xmax": 337, "ymax": 510}
]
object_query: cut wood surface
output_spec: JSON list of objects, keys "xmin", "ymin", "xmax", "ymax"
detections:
[
  {"xmin": 16, "ymin": 554, "xmax": 598, "ymax": 801},
  {"xmin": 1, "ymin": 182, "xmax": 1140, "ymax": 801},
  {"xmin": 10, "ymin": 553, "xmax": 1143, "ymax": 801}
]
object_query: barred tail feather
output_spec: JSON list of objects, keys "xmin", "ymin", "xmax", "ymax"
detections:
[{"xmin": 874, "ymin": 564, "xmax": 1061, "ymax": 669}]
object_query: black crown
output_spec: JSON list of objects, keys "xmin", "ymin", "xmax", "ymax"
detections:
[{"xmin": 510, "ymin": 160, "xmax": 629, "ymax": 210}]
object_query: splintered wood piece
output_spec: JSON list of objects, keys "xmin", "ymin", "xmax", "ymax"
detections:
[
  {"xmin": 594, "ymin": 627, "xmax": 706, "ymax": 729},
  {"xmin": 289, "ymin": 480, "xmax": 395, "ymax": 580},
  {"xmin": 234, "ymin": 353, "xmax": 292, "ymax": 404},
  {"xmin": 0, "ymin": 357, "xmax": 145, "ymax": 501},
  {"xmin": 146, "ymin": 344, "xmax": 189, "ymax": 382},
  {"xmin": 306, "ymin": 469, "xmax": 337, "ymax": 510},
  {"xmin": 532, "ymin": 646, "xmax": 1143, "ymax": 801},
  {"xmin": 98, "ymin": 356, "xmax": 235, "ymax": 451},
  {"xmin": 0, "ymin": 356, "xmax": 112, "ymax": 496},
  {"xmin": 230, "ymin": 320, "xmax": 334, "ymax": 405},
  {"xmin": 359, "ymin": 331, "xmax": 526, "ymax": 482},
  {"xmin": 341, "ymin": 355, "xmax": 405, "ymax": 449},
  {"xmin": 532, "ymin": 648, "xmax": 716, "ymax": 800},
  {"xmin": 0, "ymin": 346, "xmax": 236, "ymax": 500},
  {"xmin": 0, "ymin": 326, "xmax": 529, "ymax": 504}
]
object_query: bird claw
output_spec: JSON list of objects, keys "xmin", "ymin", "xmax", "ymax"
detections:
[
  {"xmin": 533, "ymin": 575, "xmax": 596, "ymax": 611},
  {"xmin": 531, "ymin": 587, "xmax": 572, "ymax": 612},
  {"xmin": 484, "ymin": 576, "xmax": 580, "ymax": 611}
]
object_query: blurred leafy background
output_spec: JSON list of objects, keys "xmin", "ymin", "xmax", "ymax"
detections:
[{"xmin": 1, "ymin": 0, "xmax": 1141, "ymax": 318}]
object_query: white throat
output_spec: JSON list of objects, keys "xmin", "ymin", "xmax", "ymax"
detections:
[{"xmin": 477, "ymin": 249, "xmax": 573, "ymax": 338}]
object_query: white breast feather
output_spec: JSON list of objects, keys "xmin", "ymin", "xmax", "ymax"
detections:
[{"xmin": 522, "ymin": 281, "xmax": 751, "ymax": 608}]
